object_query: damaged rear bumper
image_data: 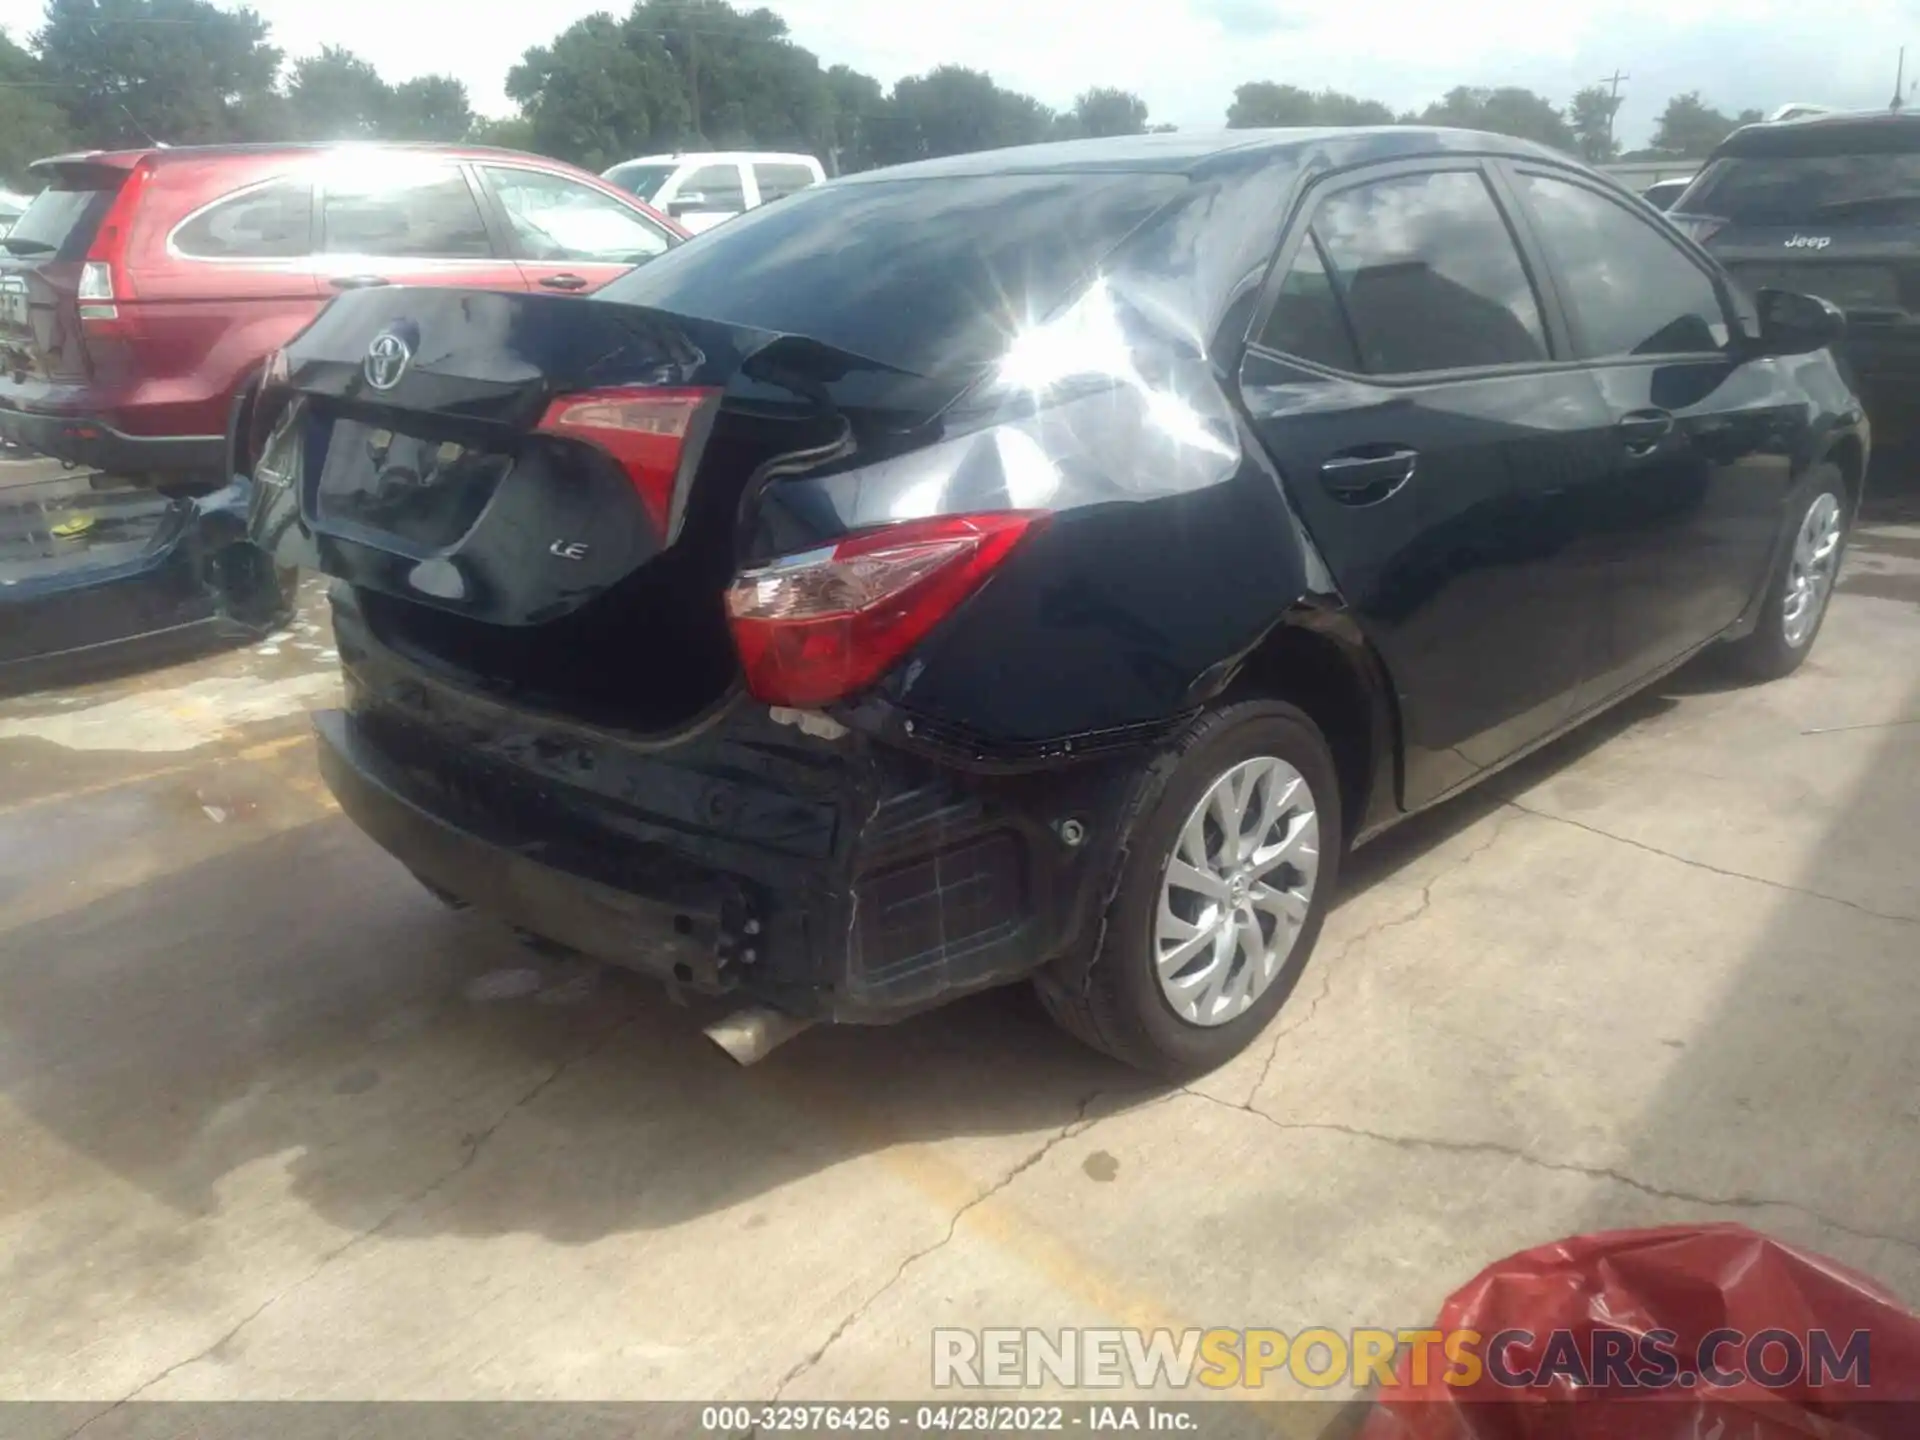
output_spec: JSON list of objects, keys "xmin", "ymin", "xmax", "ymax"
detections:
[{"xmin": 321, "ymin": 600, "xmax": 1140, "ymax": 1024}]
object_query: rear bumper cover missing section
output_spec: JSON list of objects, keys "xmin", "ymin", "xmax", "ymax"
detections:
[{"xmin": 316, "ymin": 627, "xmax": 1139, "ymax": 1023}]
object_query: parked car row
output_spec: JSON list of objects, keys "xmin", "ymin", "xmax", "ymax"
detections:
[
  {"xmin": 0, "ymin": 143, "xmax": 689, "ymax": 494},
  {"xmin": 204, "ymin": 126, "xmax": 1867, "ymax": 1073}
]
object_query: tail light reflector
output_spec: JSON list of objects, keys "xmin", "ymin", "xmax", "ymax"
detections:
[
  {"xmin": 536, "ymin": 386, "xmax": 718, "ymax": 535},
  {"xmin": 725, "ymin": 512, "xmax": 1047, "ymax": 708}
]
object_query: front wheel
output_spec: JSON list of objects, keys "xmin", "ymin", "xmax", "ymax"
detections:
[
  {"xmin": 1723, "ymin": 464, "xmax": 1850, "ymax": 682},
  {"xmin": 1035, "ymin": 701, "xmax": 1343, "ymax": 1076}
]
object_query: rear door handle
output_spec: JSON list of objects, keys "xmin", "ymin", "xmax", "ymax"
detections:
[
  {"xmin": 329, "ymin": 274, "xmax": 390, "ymax": 290},
  {"xmin": 538, "ymin": 273, "xmax": 591, "ymax": 292},
  {"xmin": 1320, "ymin": 447, "xmax": 1418, "ymax": 503},
  {"xmin": 1617, "ymin": 409, "xmax": 1674, "ymax": 454}
]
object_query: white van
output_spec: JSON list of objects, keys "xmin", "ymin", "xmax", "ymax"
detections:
[{"xmin": 601, "ymin": 152, "xmax": 826, "ymax": 233}]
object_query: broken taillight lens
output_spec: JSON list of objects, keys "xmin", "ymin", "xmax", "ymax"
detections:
[
  {"xmin": 725, "ymin": 512, "xmax": 1047, "ymax": 708},
  {"xmin": 535, "ymin": 386, "xmax": 718, "ymax": 536}
]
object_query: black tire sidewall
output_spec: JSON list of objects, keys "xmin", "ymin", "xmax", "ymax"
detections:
[{"xmin": 1096, "ymin": 701, "xmax": 1344, "ymax": 1074}]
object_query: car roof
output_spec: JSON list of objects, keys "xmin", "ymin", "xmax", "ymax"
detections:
[
  {"xmin": 30, "ymin": 141, "xmax": 576, "ymax": 171},
  {"xmin": 832, "ymin": 127, "xmax": 1574, "ymax": 185},
  {"xmin": 613, "ymin": 152, "xmax": 820, "ymax": 166},
  {"xmin": 1715, "ymin": 109, "xmax": 1920, "ymax": 158}
]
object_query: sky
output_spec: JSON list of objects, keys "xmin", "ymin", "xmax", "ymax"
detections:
[{"xmin": 2, "ymin": 0, "xmax": 1918, "ymax": 147}]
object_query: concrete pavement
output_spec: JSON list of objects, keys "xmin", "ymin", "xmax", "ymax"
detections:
[{"xmin": 0, "ymin": 496, "xmax": 1915, "ymax": 1410}]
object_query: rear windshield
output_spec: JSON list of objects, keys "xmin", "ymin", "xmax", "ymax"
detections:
[
  {"xmin": 1684, "ymin": 152, "xmax": 1920, "ymax": 225},
  {"xmin": 596, "ymin": 170, "xmax": 1188, "ymax": 377},
  {"xmin": 603, "ymin": 163, "xmax": 677, "ymax": 201},
  {"xmin": 4, "ymin": 176, "xmax": 119, "ymax": 260}
]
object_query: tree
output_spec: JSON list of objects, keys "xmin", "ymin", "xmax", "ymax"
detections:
[
  {"xmin": 822, "ymin": 63, "xmax": 885, "ymax": 172},
  {"xmin": 1650, "ymin": 92, "xmax": 1743, "ymax": 157},
  {"xmin": 1227, "ymin": 82, "xmax": 1392, "ymax": 128},
  {"xmin": 1065, "ymin": 87, "xmax": 1149, "ymax": 138},
  {"xmin": 35, "ymin": 0, "xmax": 281, "ymax": 147},
  {"xmin": 1568, "ymin": 84, "xmax": 1621, "ymax": 163},
  {"xmin": 468, "ymin": 114, "xmax": 537, "ymax": 151},
  {"xmin": 285, "ymin": 46, "xmax": 388, "ymax": 141},
  {"xmin": 387, "ymin": 75, "xmax": 473, "ymax": 142},
  {"xmin": 507, "ymin": 13, "xmax": 689, "ymax": 170},
  {"xmin": 0, "ymin": 31, "xmax": 70, "ymax": 186},
  {"xmin": 875, "ymin": 66, "xmax": 1054, "ymax": 166},
  {"xmin": 636, "ymin": 0, "xmax": 830, "ymax": 152},
  {"xmin": 1227, "ymin": 81, "xmax": 1317, "ymax": 127},
  {"xmin": 1418, "ymin": 86, "xmax": 1575, "ymax": 152},
  {"xmin": 1311, "ymin": 91, "xmax": 1395, "ymax": 125}
]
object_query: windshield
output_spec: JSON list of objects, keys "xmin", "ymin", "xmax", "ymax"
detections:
[
  {"xmin": 601, "ymin": 163, "xmax": 678, "ymax": 201},
  {"xmin": 596, "ymin": 170, "xmax": 1187, "ymax": 377},
  {"xmin": 1683, "ymin": 152, "xmax": 1920, "ymax": 225}
]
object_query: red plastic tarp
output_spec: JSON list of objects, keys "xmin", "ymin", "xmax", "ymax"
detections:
[{"xmin": 1357, "ymin": 1223, "xmax": 1920, "ymax": 1440}]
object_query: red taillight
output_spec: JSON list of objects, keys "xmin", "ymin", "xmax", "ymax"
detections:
[
  {"xmin": 78, "ymin": 160, "xmax": 153, "ymax": 334},
  {"xmin": 725, "ymin": 512, "xmax": 1047, "ymax": 708},
  {"xmin": 535, "ymin": 386, "xmax": 718, "ymax": 535}
]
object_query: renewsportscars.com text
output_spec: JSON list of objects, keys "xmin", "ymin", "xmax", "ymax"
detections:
[{"xmin": 931, "ymin": 1326, "xmax": 1873, "ymax": 1391}]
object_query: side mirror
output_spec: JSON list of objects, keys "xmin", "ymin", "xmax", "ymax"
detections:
[
  {"xmin": 1755, "ymin": 287, "xmax": 1846, "ymax": 356},
  {"xmin": 666, "ymin": 194, "xmax": 707, "ymax": 218}
]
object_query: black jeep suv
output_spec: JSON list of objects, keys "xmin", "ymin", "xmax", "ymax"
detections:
[
  {"xmin": 1673, "ymin": 110, "xmax": 1920, "ymax": 427},
  {"xmin": 223, "ymin": 128, "xmax": 1866, "ymax": 1075}
]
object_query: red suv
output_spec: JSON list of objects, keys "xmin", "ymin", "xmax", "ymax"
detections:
[{"xmin": 0, "ymin": 142, "xmax": 684, "ymax": 492}]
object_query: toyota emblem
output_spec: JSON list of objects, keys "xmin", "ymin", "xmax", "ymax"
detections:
[{"xmin": 364, "ymin": 332, "xmax": 412, "ymax": 391}]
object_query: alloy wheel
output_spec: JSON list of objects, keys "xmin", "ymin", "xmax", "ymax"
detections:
[
  {"xmin": 1154, "ymin": 755, "xmax": 1320, "ymax": 1026},
  {"xmin": 1783, "ymin": 491, "xmax": 1844, "ymax": 650}
]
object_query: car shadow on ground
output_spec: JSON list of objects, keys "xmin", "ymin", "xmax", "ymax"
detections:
[{"xmin": 0, "ymin": 637, "xmax": 1751, "ymax": 1257}]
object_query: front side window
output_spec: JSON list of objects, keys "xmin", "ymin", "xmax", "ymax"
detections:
[
  {"xmin": 674, "ymin": 164, "xmax": 746, "ymax": 213},
  {"xmin": 1518, "ymin": 172, "xmax": 1727, "ymax": 358},
  {"xmin": 481, "ymin": 167, "xmax": 673, "ymax": 265},
  {"xmin": 1309, "ymin": 169, "xmax": 1549, "ymax": 375},
  {"xmin": 174, "ymin": 180, "xmax": 312, "ymax": 259},
  {"xmin": 321, "ymin": 165, "xmax": 492, "ymax": 259}
]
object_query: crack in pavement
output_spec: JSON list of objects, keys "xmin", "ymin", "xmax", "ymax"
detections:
[
  {"xmin": 1176, "ymin": 1088, "xmax": 1920, "ymax": 1259},
  {"xmin": 1500, "ymin": 798, "xmax": 1918, "ymax": 927},
  {"xmin": 763, "ymin": 1088, "xmax": 1173, "ymax": 1411},
  {"xmin": 1240, "ymin": 811, "xmax": 1517, "ymax": 1109},
  {"xmin": 58, "ymin": 1016, "xmax": 637, "ymax": 1435},
  {"xmin": 1801, "ymin": 717, "xmax": 1920, "ymax": 737}
]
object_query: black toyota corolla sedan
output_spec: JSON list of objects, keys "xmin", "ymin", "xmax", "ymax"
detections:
[{"xmin": 223, "ymin": 128, "xmax": 1867, "ymax": 1075}]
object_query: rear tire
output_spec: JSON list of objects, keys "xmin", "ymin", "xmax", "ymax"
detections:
[
  {"xmin": 1723, "ymin": 463, "xmax": 1850, "ymax": 682},
  {"xmin": 1035, "ymin": 701, "xmax": 1343, "ymax": 1076}
]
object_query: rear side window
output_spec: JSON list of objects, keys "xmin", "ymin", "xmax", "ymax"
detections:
[
  {"xmin": 1257, "ymin": 235, "xmax": 1360, "ymax": 371},
  {"xmin": 753, "ymin": 163, "xmax": 817, "ymax": 203},
  {"xmin": 677, "ymin": 164, "xmax": 746, "ymax": 213},
  {"xmin": 322, "ymin": 166, "xmax": 492, "ymax": 259},
  {"xmin": 173, "ymin": 180, "xmax": 312, "ymax": 259},
  {"xmin": 1685, "ymin": 152, "xmax": 1920, "ymax": 225},
  {"xmin": 1309, "ymin": 170, "xmax": 1548, "ymax": 375},
  {"xmin": 5, "ymin": 176, "xmax": 120, "ymax": 261},
  {"xmin": 1516, "ymin": 173, "xmax": 1726, "ymax": 358},
  {"xmin": 598, "ymin": 171, "xmax": 1187, "ymax": 377}
]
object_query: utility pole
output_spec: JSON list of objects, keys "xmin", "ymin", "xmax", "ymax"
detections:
[
  {"xmin": 1599, "ymin": 69, "xmax": 1629, "ymax": 155},
  {"xmin": 688, "ymin": 29, "xmax": 703, "ymax": 143}
]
